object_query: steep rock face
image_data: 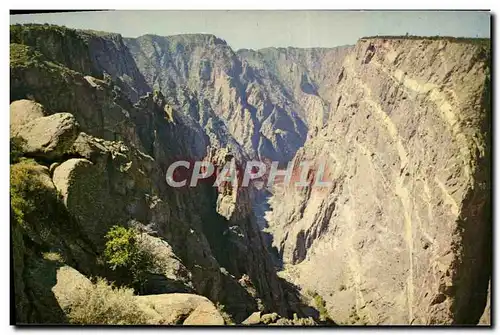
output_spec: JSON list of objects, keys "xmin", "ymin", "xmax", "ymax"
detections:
[
  {"xmin": 124, "ymin": 35, "xmax": 350, "ymax": 164},
  {"xmin": 267, "ymin": 37, "xmax": 491, "ymax": 325},
  {"xmin": 238, "ymin": 46, "xmax": 352, "ymax": 129}
]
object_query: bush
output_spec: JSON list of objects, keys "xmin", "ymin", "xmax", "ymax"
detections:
[
  {"xmin": 10, "ymin": 159, "xmax": 56, "ymax": 242},
  {"xmin": 103, "ymin": 226, "xmax": 153, "ymax": 293},
  {"xmin": 306, "ymin": 290, "xmax": 332, "ymax": 322},
  {"xmin": 65, "ymin": 277, "xmax": 147, "ymax": 325},
  {"xmin": 10, "ymin": 137, "xmax": 26, "ymax": 164}
]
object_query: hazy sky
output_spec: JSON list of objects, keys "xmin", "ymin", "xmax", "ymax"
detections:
[{"xmin": 10, "ymin": 10, "xmax": 490, "ymax": 50}]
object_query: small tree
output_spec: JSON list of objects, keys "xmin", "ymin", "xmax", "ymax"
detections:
[{"xmin": 104, "ymin": 226, "xmax": 153, "ymax": 293}]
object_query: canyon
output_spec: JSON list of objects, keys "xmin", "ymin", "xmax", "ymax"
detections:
[{"xmin": 10, "ymin": 24, "xmax": 491, "ymax": 325}]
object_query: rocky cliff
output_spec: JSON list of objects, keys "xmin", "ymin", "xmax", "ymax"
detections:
[
  {"xmin": 10, "ymin": 24, "xmax": 318, "ymax": 324},
  {"xmin": 124, "ymin": 35, "xmax": 351, "ymax": 164},
  {"xmin": 266, "ymin": 37, "xmax": 491, "ymax": 325}
]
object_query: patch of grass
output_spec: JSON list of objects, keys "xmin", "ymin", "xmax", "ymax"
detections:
[
  {"xmin": 65, "ymin": 277, "xmax": 148, "ymax": 325},
  {"xmin": 305, "ymin": 289, "xmax": 332, "ymax": 322},
  {"xmin": 42, "ymin": 251, "xmax": 64, "ymax": 263},
  {"xmin": 10, "ymin": 136, "xmax": 26, "ymax": 164},
  {"xmin": 10, "ymin": 159, "xmax": 49, "ymax": 233}
]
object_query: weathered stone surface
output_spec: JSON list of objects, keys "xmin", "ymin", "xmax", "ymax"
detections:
[
  {"xmin": 52, "ymin": 265, "xmax": 93, "ymax": 312},
  {"xmin": 138, "ymin": 233, "xmax": 194, "ymax": 294},
  {"xmin": 13, "ymin": 112, "xmax": 79, "ymax": 160},
  {"xmin": 242, "ymin": 311, "xmax": 261, "ymax": 325},
  {"xmin": 135, "ymin": 293, "xmax": 225, "ymax": 325},
  {"xmin": 478, "ymin": 280, "xmax": 491, "ymax": 325},
  {"xmin": 10, "ymin": 99, "xmax": 46, "ymax": 133},
  {"xmin": 267, "ymin": 38, "xmax": 491, "ymax": 325}
]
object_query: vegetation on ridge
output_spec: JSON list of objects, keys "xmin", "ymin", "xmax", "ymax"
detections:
[{"xmin": 360, "ymin": 34, "xmax": 490, "ymax": 46}]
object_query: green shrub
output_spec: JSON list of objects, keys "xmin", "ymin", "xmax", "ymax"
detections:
[
  {"xmin": 65, "ymin": 277, "xmax": 147, "ymax": 325},
  {"xmin": 103, "ymin": 226, "xmax": 153, "ymax": 293},
  {"xmin": 10, "ymin": 137, "xmax": 26, "ymax": 164},
  {"xmin": 313, "ymin": 294, "xmax": 330, "ymax": 322},
  {"xmin": 306, "ymin": 290, "xmax": 332, "ymax": 322},
  {"xmin": 10, "ymin": 159, "xmax": 54, "ymax": 242}
]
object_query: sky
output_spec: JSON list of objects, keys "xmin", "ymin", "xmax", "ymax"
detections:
[{"xmin": 10, "ymin": 10, "xmax": 491, "ymax": 50}]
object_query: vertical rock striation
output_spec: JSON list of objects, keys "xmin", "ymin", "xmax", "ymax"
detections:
[{"xmin": 267, "ymin": 37, "xmax": 491, "ymax": 325}]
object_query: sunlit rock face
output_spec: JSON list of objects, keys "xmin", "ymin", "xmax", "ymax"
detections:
[{"xmin": 266, "ymin": 37, "xmax": 491, "ymax": 325}]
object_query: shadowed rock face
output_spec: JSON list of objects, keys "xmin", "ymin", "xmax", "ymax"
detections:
[
  {"xmin": 124, "ymin": 35, "xmax": 352, "ymax": 164},
  {"xmin": 267, "ymin": 37, "xmax": 491, "ymax": 325}
]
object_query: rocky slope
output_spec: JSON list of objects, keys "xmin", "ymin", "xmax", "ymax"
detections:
[
  {"xmin": 10, "ymin": 24, "xmax": 319, "ymax": 324},
  {"xmin": 266, "ymin": 37, "xmax": 491, "ymax": 325},
  {"xmin": 124, "ymin": 34, "xmax": 351, "ymax": 164}
]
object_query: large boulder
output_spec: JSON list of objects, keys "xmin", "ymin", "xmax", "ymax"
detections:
[
  {"xmin": 138, "ymin": 233, "xmax": 194, "ymax": 294},
  {"xmin": 135, "ymin": 293, "xmax": 225, "ymax": 325},
  {"xmin": 10, "ymin": 99, "xmax": 47, "ymax": 134},
  {"xmin": 241, "ymin": 311, "xmax": 261, "ymax": 325},
  {"xmin": 52, "ymin": 265, "xmax": 93, "ymax": 312},
  {"xmin": 52, "ymin": 158, "xmax": 122, "ymax": 249},
  {"xmin": 13, "ymin": 112, "xmax": 79, "ymax": 160}
]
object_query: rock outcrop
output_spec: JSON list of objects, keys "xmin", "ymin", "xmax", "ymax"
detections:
[
  {"xmin": 136, "ymin": 293, "xmax": 225, "ymax": 325},
  {"xmin": 13, "ymin": 112, "xmax": 79, "ymax": 160},
  {"xmin": 267, "ymin": 37, "xmax": 491, "ymax": 325},
  {"xmin": 10, "ymin": 99, "xmax": 47, "ymax": 133}
]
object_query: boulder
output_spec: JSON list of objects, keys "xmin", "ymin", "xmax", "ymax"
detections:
[
  {"xmin": 52, "ymin": 158, "xmax": 121, "ymax": 248},
  {"xmin": 138, "ymin": 233, "xmax": 194, "ymax": 294},
  {"xmin": 135, "ymin": 293, "xmax": 225, "ymax": 325},
  {"xmin": 10, "ymin": 99, "xmax": 46, "ymax": 134},
  {"xmin": 241, "ymin": 311, "xmax": 261, "ymax": 325},
  {"xmin": 51, "ymin": 265, "xmax": 93, "ymax": 312},
  {"xmin": 13, "ymin": 112, "xmax": 79, "ymax": 160}
]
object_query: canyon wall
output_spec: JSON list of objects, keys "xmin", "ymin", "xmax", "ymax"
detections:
[
  {"xmin": 124, "ymin": 35, "xmax": 351, "ymax": 164},
  {"xmin": 267, "ymin": 37, "xmax": 491, "ymax": 325}
]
